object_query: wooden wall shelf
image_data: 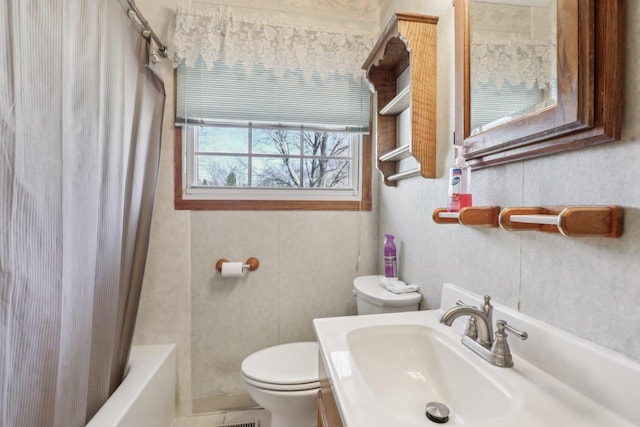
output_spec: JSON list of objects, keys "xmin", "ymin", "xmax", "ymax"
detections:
[
  {"xmin": 432, "ymin": 206, "xmax": 501, "ymax": 227},
  {"xmin": 432, "ymin": 205, "xmax": 623, "ymax": 237},
  {"xmin": 499, "ymin": 206, "xmax": 624, "ymax": 237},
  {"xmin": 363, "ymin": 13, "xmax": 438, "ymax": 186}
]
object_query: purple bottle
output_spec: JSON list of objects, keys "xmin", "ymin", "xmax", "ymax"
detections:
[{"xmin": 383, "ymin": 234, "xmax": 397, "ymax": 278}]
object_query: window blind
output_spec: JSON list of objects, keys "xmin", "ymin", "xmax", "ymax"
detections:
[
  {"xmin": 176, "ymin": 58, "xmax": 370, "ymax": 133},
  {"xmin": 470, "ymin": 80, "xmax": 552, "ymax": 134}
]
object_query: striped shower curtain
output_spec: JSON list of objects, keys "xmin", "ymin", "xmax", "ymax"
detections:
[{"xmin": 0, "ymin": 0, "xmax": 165, "ymax": 426}]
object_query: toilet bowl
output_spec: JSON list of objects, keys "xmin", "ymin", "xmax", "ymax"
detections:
[
  {"xmin": 241, "ymin": 342, "xmax": 319, "ymax": 427},
  {"xmin": 240, "ymin": 275, "xmax": 421, "ymax": 427}
]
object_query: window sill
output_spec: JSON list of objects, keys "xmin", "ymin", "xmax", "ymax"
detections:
[{"xmin": 174, "ymin": 198, "xmax": 372, "ymax": 211}]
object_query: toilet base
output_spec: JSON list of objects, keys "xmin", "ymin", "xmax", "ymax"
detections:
[{"xmin": 243, "ymin": 381, "xmax": 318, "ymax": 427}]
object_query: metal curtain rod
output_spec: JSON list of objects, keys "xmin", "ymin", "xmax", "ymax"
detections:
[{"xmin": 126, "ymin": 0, "xmax": 168, "ymax": 58}]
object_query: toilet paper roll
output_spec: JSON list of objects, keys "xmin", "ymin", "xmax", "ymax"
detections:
[{"xmin": 221, "ymin": 261, "xmax": 244, "ymax": 277}]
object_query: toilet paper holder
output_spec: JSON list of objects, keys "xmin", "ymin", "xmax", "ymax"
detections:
[{"xmin": 215, "ymin": 257, "xmax": 260, "ymax": 273}]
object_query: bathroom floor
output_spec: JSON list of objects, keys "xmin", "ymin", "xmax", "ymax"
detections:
[{"xmin": 171, "ymin": 409, "xmax": 271, "ymax": 427}]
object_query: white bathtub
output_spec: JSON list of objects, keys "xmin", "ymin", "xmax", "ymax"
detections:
[{"xmin": 86, "ymin": 344, "xmax": 176, "ymax": 427}]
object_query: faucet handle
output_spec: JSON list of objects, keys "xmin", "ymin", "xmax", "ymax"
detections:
[
  {"xmin": 481, "ymin": 295, "xmax": 493, "ymax": 314},
  {"xmin": 497, "ymin": 320, "xmax": 528, "ymax": 340},
  {"xmin": 491, "ymin": 320, "xmax": 528, "ymax": 368},
  {"xmin": 456, "ymin": 299, "xmax": 473, "ymax": 307},
  {"xmin": 463, "ymin": 316, "xmax": 478, "ymax": 340},
  {"xmin": 457, "ymin": 297, "xmax": 492, "ymax": 311},
  {"xmin": 454, "ymin": 301, "xmax": 479, "ymax": 339}
]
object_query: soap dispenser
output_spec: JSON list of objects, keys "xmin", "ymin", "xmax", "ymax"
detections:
[{"xmin": 447, "ymin": 155, "xmax": 472, "ymax": 212}]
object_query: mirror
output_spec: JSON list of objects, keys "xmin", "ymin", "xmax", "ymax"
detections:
[
  {"xmin": 455, "ymin": 0, "xmax": 623, "ymax": 169},
  {"xmin": 470, "ymin": 0, "xmax": 557, "ymax": 136}
]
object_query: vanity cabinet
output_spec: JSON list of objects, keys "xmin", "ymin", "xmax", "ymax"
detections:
[
  {"xmin": 317, "ymin": 352, "xmax": 344, "ymax": 427},
  {"xmin": 362, "ymin": 13, "xmax": 438, "ymax": 186},
  {"xmin": 317, "ymin": 388, "xmax": 343, "ymax": 427}
]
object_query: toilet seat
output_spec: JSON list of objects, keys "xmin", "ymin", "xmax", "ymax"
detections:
[
  {"xmin": 241, "ymin": 342, "xmax": 319, "ymax": 392},
  {"xmin": 242, "ymin": 375, "xmax": 319, "ymax": 392}
]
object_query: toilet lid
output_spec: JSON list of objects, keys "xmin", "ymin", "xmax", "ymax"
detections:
[
  {"xmin": 241, "ymin": 342, "xmax": 319, "ymax": 386},
  {"xmin": 354, "ymin": 275, "xmax": 422, "ymax": 307}
]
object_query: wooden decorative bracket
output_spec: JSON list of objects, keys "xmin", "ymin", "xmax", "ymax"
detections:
[
  {"xmin": 432, "ymin": 206, "xmax": 501, "ymax": 227},
  {"xmin": 498, "ymin": 206, "xmax": 624, "ymax": 237}
]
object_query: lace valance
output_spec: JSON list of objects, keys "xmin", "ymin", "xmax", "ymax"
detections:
[
  {"xmin": 173, "ymin": 6, "xmax": 376, "ymax": 80},
  {"xmin": 470, "ymin": 2, "xmax": 556, "ymax": 91},
  {"xmin": 471, "ymin": 34, "xmax": 554, "ymax": 91}
]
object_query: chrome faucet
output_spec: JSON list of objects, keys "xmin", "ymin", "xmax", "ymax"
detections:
[
  {"xmin": 440, "ymin": 296, "xmax": 494, "ymax": 346},
  {"xmin": 439, "ymin": 295, "xmax": 528, "ymax": 368}
]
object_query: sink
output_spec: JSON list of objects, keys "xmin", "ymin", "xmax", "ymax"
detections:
[
  {"xmin": 347, "ymin": 324, "xmax": 519, "ymax": 425},
  {"xmin": 314, "ymin": 283, "xmax": 640, "ymax": 427}
]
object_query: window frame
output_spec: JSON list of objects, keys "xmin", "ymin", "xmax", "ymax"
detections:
[{"xmin": 174, "ymin": 127, "xmax": 372, "ymax": 211}]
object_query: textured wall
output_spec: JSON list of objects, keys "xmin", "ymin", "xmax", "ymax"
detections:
[
  {"xmin": 379, "ymin": 0, "xmax": 640, "ymax": 363},
  {"xmin": 132, "ymin": 0, "xmax": 380, "ymax": 415},
  {"xmin": 189, "ymin": 210, "xmax": 377, "ymax": 411},
  {"xmin": 133, "ymin": 0, "xmax": 640, "ymax": 418}
]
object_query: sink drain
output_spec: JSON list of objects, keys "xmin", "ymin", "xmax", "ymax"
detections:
[{"xmin": 425, "ymin": 401, "xmax": 450, "ymax": 424}]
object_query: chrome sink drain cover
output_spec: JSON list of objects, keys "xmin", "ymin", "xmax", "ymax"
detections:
[{"xmin": 425, "ymin": 401, "xmax": 450, "ymax": 423}]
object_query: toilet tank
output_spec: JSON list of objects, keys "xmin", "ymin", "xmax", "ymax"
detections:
[{"xmin": 353, "ymin": 276, "xmax": 422, "ymax": 315}]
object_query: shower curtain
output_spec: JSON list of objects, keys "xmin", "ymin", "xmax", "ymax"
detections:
[{"xmin": 0, "ymin": 0, "xmax": 165, "ymax": 426}]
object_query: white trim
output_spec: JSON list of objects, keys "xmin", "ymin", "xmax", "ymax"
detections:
[{"xmin": 182, "ymin": 128, "xmax": 363, "ymax": 202}]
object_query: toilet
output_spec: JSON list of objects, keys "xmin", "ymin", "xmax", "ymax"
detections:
[{"xmin": 240, "ymin": 275, "xmax": 421, "ymax": 427}]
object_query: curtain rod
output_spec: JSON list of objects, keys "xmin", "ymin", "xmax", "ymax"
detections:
[{"xmin": 127, "ymin": 0, "xmax": 168, "ymax": 58}]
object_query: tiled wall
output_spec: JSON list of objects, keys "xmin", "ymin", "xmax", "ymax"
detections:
[{"xmin": 379, "ymin": 0, "xmax": 640, "ymax": 363}]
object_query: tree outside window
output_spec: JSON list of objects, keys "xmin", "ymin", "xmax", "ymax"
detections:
[{"xmin": 194, "ymin": 125, "xmax": 353, "ymax": 190}]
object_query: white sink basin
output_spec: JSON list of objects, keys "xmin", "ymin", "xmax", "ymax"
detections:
[
  {"xmin": 314, "ymin": 284, "xmax": 640, "ymax": 427},
  {"xmin": 347, "ymin": 324, "xmax": 519, "ymax": 424}
]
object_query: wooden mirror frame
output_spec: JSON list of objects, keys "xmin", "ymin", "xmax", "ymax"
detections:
[{"xmin": 455, "ymin": 0, "xmax": 623, "ymax": 169}]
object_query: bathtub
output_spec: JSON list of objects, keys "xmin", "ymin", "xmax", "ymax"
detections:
[{"xmin": 86, "ymin": 344, "xmax": 176, "ymax": 427}]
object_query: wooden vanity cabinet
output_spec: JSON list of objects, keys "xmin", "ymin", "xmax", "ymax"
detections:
[
  {"xmin": 317, "ymin": 352, "xmax": 344, "ymax": 427},
  {"xmin": 317, "ymin": 387, "xmax": 343, "ymax": 427}
]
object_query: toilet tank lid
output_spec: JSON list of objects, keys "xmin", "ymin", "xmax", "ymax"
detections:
[
  {"xmin": 354, "ymin": 275, "xmax": 422, "ymax": 307},
  {"xmin": 241, "ymin": 342, "xmax": 318, "ymax": 385}
]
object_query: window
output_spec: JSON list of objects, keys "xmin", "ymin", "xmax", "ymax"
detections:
[
  {"xmin": 172, "ymin": 6, "xmax": 375, "ymax": 210},
  {"xmin": 182, "ymin": 124, "xmax": 362, "ymax": 201},
  {"xmin": 174, "ymin": 59, "xmax": 372, "ymax": 211},
  {"xmin": 175, "ymin": 126, "xmax": 372, "ymax": 211}
]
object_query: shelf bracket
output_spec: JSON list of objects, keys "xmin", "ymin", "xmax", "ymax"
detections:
[
  {"xmin": 432, "ymin": 206, "xmax": 500, "ymax": 227},
  {"xmin": 499, "ymin": 206, "xmax": 624, "ymax": 237}
]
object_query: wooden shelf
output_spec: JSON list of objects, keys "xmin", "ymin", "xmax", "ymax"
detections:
[
  {"xmin": 379, "ymin": 144, "xmax": 411, "ymax": 162},
  {"xmin": 432, "ymin": 206, "xmax": 501, "ymax": 227},
  {"xmin": 499, "ymin": 206, "xmax": 624, "ymax": 237},
  {"xmin": 379, "ymin": 86, "xmax": 411, "ymax": 116},
  {"xmin": 363, "ymin": 13, "xmax": 439, "ymax": 186}
]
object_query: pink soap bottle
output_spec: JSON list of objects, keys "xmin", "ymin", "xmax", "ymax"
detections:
[
  {"xmin": 383, "ymin": 234, "xmax": 397, "ymax": 278},
  {"xmin": 447, "ymin": 155, "xmax": 473, "ymax": 212}
]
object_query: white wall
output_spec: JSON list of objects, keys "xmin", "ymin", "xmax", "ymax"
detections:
[
  {"xmin": 131, "ymin": 0, "xmax": 380, "ymax": 415},
  {"xmin": 379, "ymin": 0, "xmax": 640, "ymax": 364}
]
